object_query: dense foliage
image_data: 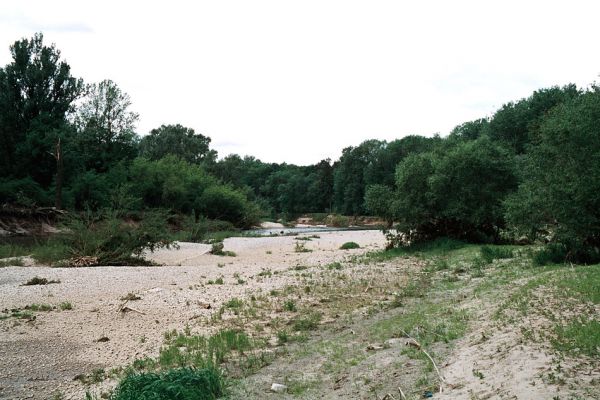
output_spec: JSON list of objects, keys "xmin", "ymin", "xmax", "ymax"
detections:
[{"xmin": 1, "ymin": 33, "xmax": 599, "ymax": 263}]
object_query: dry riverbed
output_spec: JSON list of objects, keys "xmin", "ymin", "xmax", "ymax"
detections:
[
  {"xmin": 0, "ymin": 230, "xmax": 385, "ymax": 399},
  {"xmin": 1, "ymin": 231, "xmax": 598, "ymax": 400}
]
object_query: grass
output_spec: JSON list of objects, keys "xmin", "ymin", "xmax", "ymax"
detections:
[
  {"xmin": 111, "ymin": 367, "xmax": 224, "ymax": 400},
  {"xmin": 292, "ymin": 312, "xmax": 322, "ymax": 331},
  {"xmin": 340, "ymin": 241, "xmax": 360, "ymax": 250},
  {"xmin": 553, "ymin": 318, "xmax": 600, "ymax": 357},
  {"xmin": 283, "ymin": 299, "xmax": 297, "ymax": 312}
]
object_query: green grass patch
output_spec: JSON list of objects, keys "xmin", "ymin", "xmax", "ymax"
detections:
[
  {"xmin": 340, "ymin": 242, "xmax": 360, "ymax": 250},
  {"xmin": 552, "ymin": 318, "xmax": 600, "ymax": 357},
  {"xmin": 111, "ymin": 367, "xmax": 224, "ymax": 400}
]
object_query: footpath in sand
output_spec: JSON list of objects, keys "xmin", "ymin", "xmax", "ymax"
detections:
[{"xmin": 0, "ymin": 230, "xmax": 385, "ymax": 400}]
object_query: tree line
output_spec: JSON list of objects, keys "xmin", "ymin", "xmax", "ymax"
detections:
[{"xmin": 1, "ymin": 33, "xmax": 598, "ymax": 263}]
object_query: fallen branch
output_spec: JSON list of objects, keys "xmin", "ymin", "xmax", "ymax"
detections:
[
  {"xmin": 397, "ymin": 386, "xmax": 407, "ymax": 400},
  {"xmin": 400, "ymin": 329, "xmax": 445, "ymax": 393}
]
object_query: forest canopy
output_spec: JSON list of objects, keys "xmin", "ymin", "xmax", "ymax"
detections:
[{"xmin": 1, "ymin": 33, "xmax": 599, "ymax": 263}]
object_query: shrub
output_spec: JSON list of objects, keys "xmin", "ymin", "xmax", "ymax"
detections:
[
  {"xmin": 110, "ymin": 367, "xmax": 224, "ymax": 400},
  {"xmin": 62, "ymin": 210, "xmax": 173, "ymax": 266},
  {"xmin": 340, "ymin": 242, "xmax": 360, "ymax": 250},
  {"xmin": 532, "ymin": 243, "xmax": 568, "ymax": 266}
]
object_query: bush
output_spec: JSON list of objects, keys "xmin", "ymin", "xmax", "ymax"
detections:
[
  {"xmin": 62, "ymin": 210, "xmax": 173, "ymax": 265},
  {"xmin": 532, "ymin": 243, "xmax": 568, "ymax": 266},
  {"xmin": 340, "ymin": 242, "xmax": 360, "ymax": 250},
  {"xmin": 111, "ymin": 367, "xmax": 224, "ymax": 400}
]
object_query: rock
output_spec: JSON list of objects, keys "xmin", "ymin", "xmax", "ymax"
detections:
[
  {"xmin": 366, "ymin": 344, "xmax": 384, "ymax": 351},
  {"xmin": 270, "ymin": 383, "xmax": 288, "ymax": 393}
]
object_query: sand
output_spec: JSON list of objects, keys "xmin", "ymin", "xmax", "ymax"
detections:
[{"xmin": 0, "ymin": 230, "xmax": 386, "ymax": 400}]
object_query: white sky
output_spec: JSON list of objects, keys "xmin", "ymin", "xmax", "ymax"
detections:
[{"xmin": 1, "ymin": 0, "xmax": 599, "ymax": 165}]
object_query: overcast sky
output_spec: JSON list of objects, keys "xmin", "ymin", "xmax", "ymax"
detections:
[{"xmin": 1, "ymin": 1, "xmax": 599, "ymax": 165}]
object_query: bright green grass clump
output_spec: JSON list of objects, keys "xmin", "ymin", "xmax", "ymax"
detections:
[
  {"xmin": 339, "ymin": 242, "xmax": 360, "ymax": 250},
  {"xmin": 111, "ymin": 367, "xmax": 224, "ymax": 400}
]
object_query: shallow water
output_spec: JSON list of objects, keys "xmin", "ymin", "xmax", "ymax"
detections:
[{"xmin": 246, "ymin": 226, "xmax": 369, "ymax": 236}]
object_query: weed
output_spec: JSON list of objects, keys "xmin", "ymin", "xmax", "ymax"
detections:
[
  {"xmin": 294, "ymin": 242, "xmax": 312, "ymax": 253},
  {"xmin": 224, "ymin": 298, "xmax": 244, "ymax": 309},
  {"xmin": 283, "ymin": 299, "xmax": 297, "ymax": 312}
]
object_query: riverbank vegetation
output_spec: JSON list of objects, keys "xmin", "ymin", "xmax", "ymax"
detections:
[{"xmin": 1, "ymin": 32, "xmax": 599, "ymax": 266}]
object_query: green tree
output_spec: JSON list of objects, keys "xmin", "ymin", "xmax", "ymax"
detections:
[
  {"xmin": 0, "ymin": 33, "xmax": 83, "ymax": 187},
  {"xmin": 74, "ymin": 79, "xmax": 139, "ymax": 172},
  {"xmin": 139, "ymin": 124, "xmax": 217, "ymax": 165},
  {"xmin": 487, "ymin": 85, "xmax": 580, "ymax": 153},
  {"xmin": 364, "ymin": 184, "xmax": 395, "ymax": 226},
  {"xmin": 393, "ymin": 138, "xmax": 516, "ymax": 242},
  {"xmin": 505, "ymin": 88, "xmax": 600, "ymax": 261}
]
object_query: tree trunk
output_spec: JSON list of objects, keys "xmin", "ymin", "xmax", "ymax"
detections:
[{"xmin": 55, "ymin": 138, "xmax": 64, "ymax": 210}]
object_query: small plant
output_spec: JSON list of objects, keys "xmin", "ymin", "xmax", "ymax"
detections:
[
  {"xmin": 23, "ymin": 276, "xmax": 60, "ymax": 286},
  {"xmin": 224, "ymin": 298, "xmax": 244, "ymax": 309},
  {"xmin": 276, "ymin": 330, "xmax": 289, "ymax": 344},
  {"xmin": 294, "ymin": 242, "xmax": 312, "ymax": 253},
  {"xmin": 209, "ymin": 242, "xmax": 236, "ymax": 257},
  {"xmin": 121, "ymin": 293, "xmax": 142, "ymax": 301},
  {"xmin": 25, "ymin": 303, "xmax": 54, "ymax": 312},
  {"xmin": 59, "ymin": 302, "xmax": 73, "ymax": 310},
  {"xmin": 472, "ymin": 369, "xmax": 485, "ymax": 380},
  {"xmin": 340, "ymin": 242, "xmax": 360, "ymax": 250},
  {"xmin": 214, "ymin": 277, "xmax": 224, "ymax": 285},
  {"xmin": 326, "ymin": 262, "xmax": 342, "ymax": 270},
  {"xmin": 283, "ymin": 299, "xmax": 297, "ymax": 312}
]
